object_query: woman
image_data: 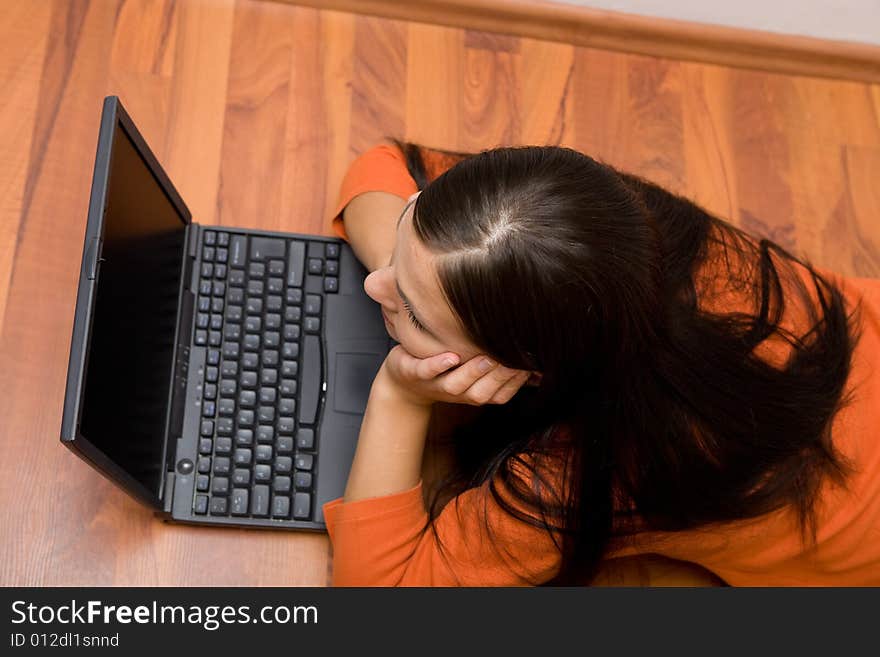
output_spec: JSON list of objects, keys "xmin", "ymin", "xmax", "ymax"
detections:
[{"xmin": 321, "ymin": 142, "xmax": 880, "ymax": 586}]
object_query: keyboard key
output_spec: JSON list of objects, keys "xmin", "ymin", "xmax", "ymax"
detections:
[
  {"xmin": 228, "ymin": 287, "xmax": 243, "ymax": 304},
  {"xmin": 304, "ymin": 317, "xmax": 320, "ymax": 333},
  {"xmin": 218, "ymin": 398, "xmax": 235, "ymax": 416},
  {"xmin": 216, "ymin": 247, "xmax": 228, "ymax": 263},
  {"xmin": 267, "ymin": 277, "xmax": 283, "ymax": 293},
  {"xmin": 288, "ymin": 241, "xmax": 305, "ymax": 287},
  {"xmin": 195, "ymin": 495, "xmax": 209, "ymax": 514},
  {"xmin": 200, "ymin": 280, "xmax": 212, "ymax": 295},
  {"xmin": 218, "ymin": 232, "xmax": 230, "ymax": 247},
  {"xmin": 293, "ymin": 492, "xmax": 311, "ymax": 520},
  {"xmin": 246, "ymin": 298, "xmax": 263, "ymax": 314},
  {"xmin": 250, "ymin": 237, "xmax": 285, "ymax": 260},
  {"xmin": 213, "ymin": 281, "xmax": 225, "ymax": 296},
  {"xmin": 197, "ymin": 312, "xmax": 209, "ymax": 329},
  {"xmin": 305, "ymin": 295, "xmax": 321, "ymax": 315},
  {"xmin": 204, "ymin": 384, "xmax": 217, "ymax": 400},
  {"xmin": 223, "ymin": 342, "xmax": 239, "ymax": 359},
  {"xmin": 208, "ymin": 330, "xmax": 221, "ymax": 346},
  {"xmin": 206, "ymin": 366, "xmax": 219, "ymax": 382},
  {"xmin": 235, "ymin": 429, "xmax": 253, "ymax": 446},
  {"xmin": 295, "ymin": 454, "xmax": 313, "ymax": 471},
  {"xmin": 251, "ymin": 485, "xmax": 270, "ymax": 517},
  {"xmin": 197, "ymin": 456, "xmax": 212, "ymax": 474},
  {"xmin": 220, "ymin": 361, "xmax": 237, "ymax": 377},
  {"xmin": 278, "ymin": 417, "xmax": 295, "ymax": 434},
  {"xmin": 245, "ymin": 316, "xmax": 261, "ymax": 332},
  {"xmin": 268, "ymin": 260, "xmax": 285, "ymax": 275},
  {"xmin": 210, "ymin": 314, "xmax": 223, "ymax": 330},
  {"xmin": 229, "ymin": 269, "xmax": 245, "ymax": 286},
  {"xmin": 281, "ymin": 360, "xmax": 298, "ymax": 377},
  {"xmin": 201, "ymin": 263, "xmax": 214, "ymax": 278},
  {"xmin": 204, "ymin": 232, "xmax": 216, "ymax": 246},
  {"xmin": 198, "ymin": 296, "xmax": 210, "ymax": 312},
  {"xmin": 226, "ymin": 305, "xmax": 242, "ymax": 322},
  {"xmin": 264, "ymin": 331, "xmax": 280, "ymax": 348},
  {"xmin": 232, "ymin": 468, "xmax": 250, "ymax": 486},
  {"xmin": 325, "ymin": 243, "xmax": 339, "ymax": 259},
  {"xmin": 262, "ymin": 350, "xmax": 278, "ymax": 366},
  {"xmin": 230, "ymin": 488, "xmax": 249, "ymax": 516},
  {"xmin": 211, "ymin": 297, "xmax": 223, "ymax": 313},
  {"xmin": 294, "ymin": 472, "xmax": 312, "ymax": 490},
  {"xmin": 242, "ymin": 353, "xmax": 259, "ymax": 370},
  {"xmin": 203, "ymin": 246, "xmax": 215, "ymax": 261},
  {"xmin": 261, "ymin": 368, "xmax": 277, "ymax": 385},
  {"xmin": 212, "ymin": 476, "xmax": 229, "ymax": 496},
  {"xmin": 256, "ymin": 444, "xmax": 273, "ymax": 462},
  {"xmin": 196, "ymin": 474, "xmax": 210, "ymax": 492},
  {"xmin": 247, "ymin": 280, "xmax": 264, "ymax": 296},
  {"xmin": 214, "ymin": 264, "xmax": 227, "ymax": 279},
  {"xmin": 273, "ymin": 476, "xmax": 292, "ymax": 494},
  {"xmin": 325, "ymin": 259, "xmax": 339, "ymax": 276},
  {"xmin": 202, "ymin": 401, "xmax": 215, "ymax": 417},
  {"xmin": 259, "ymin": 387, "xmax": 277, "ymax": 404},
  {"xmin": 207, "ymin": 349, "xmax": 221, "ymax": 365},
  {"xmin": 258, "ymin": 406, "xmax": 275, "ymax": 424},
  {"xmin": 239, "ymin": 390, "xmax": 256, "ymax": 407},
  {"xmin": 280, "ymin": 379, "xmax": 297, "ymax": 397},
  {"xmin": 238, "ymin": 410, "xmax": 255, "ymax": 427},
  {"xmin": 272, "ymin": 495, "xmax": 290, "ymax": 519},
  {"xmin": 296, "ymin": 429, "xmax": 314, "ymax": 450},
  {"xmin": 195, "ymin": 329, "xmax": 207, "ymax": 345},
  {"xmin": 275, "ymin": 456, "xmax": 292, "ymax": 474},
  {"xmin": 209, "ymin": 496, "xmax": 227, "ymax": 515},
  {"xmin": 276, "ymin": 436, "xmax": 293, "ymax": 453},
  {"xmin": 286, "ymin": 288, "xmax": 302, "ymax": 305},
  {"xmin": 217, "ymin": 418, "xmax": 233, "ymax": 435},
  {"xmin": 230, "ymin": 235, "xmax": 247, "ymax": 267},
  {"xmin": 220, "ymin": 379, "xmax": 236, "ymax": 396},
  {"xmin": 308, "ymin": 258, "xmax": 323, "ymax": 275},
  {"xmin": 233, "ymin": 448, "xmax": 252, "ymax": 466},
  {"xmin": 266, "ymin": 295, "xmax": 282, "ymax": 312},
  {"xmin": 257, "ymin": 425, "xmax": 274, "ymax": 443},
  {"xmin": 199, "ymin": 438, "xmax": 213, "ymax": 455},
  {"xmin": 285, "ymin": 306, "xmax": 301, "ymax": 323},
  {"xmin": 324, "ymin": 277, "xmax": 338, "ymax": 293},
  {"xmin": 282, "ymin": 343, "xmax": 299, "ymax": 359},
  {"xmin": 249, "ymin": 262, "xmax": 265, "ymax": 279},
  {"xmin": 200, "ymin": 420, "xmax": 214, "ymax": 437},
  {"xmin": 279, "ymin": 398, "xmax": 295, "ymax": 416},
  {"xmin": 241, "ymin": 371, "xmax": 258, "ymax": 388},
  {"xmin": 265, "ymin": 313, "xmax": 281, "ymax": 329},
  {"xmin": 216, "ymin": 436, "xmax": 232, "ymax": 454},
  {"xmin": 244, "ymin": 334, "xmax": 260, "ymax": 351},
  {"xmin": 283, "ymin": 324, "xmax": 300, "ymax": 340},
  {"xmin": 300, "ymin": 335, "xmax": 321, "ymax": 424},
  {"xmin": 213, "ymin": 457, "xmax": 231, "ymax": 475},
  {"xmin": 224, "ymin": 324, "xmax": 240, "ymax": 340}
]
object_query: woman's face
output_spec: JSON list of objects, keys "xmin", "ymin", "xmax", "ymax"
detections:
[{"xmin": 363, "ymin": 195, "xmax": 483, "ymax": 363}]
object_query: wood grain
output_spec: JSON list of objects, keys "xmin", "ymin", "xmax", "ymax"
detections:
[{"xmin": 0, "ymin": 0, "xmax": 878, "ymax": 587}]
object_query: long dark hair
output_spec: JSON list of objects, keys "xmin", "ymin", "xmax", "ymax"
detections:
[{"xmin": 392, "ymin": 140, "xmax": 861, "ymax": 585}]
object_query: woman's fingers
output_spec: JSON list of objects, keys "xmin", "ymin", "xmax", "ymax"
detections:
[
  {"xmin": 441, "ymin": 356, "xmax": 498, "ymax": 396},
  {"xmin": 489, "ymin": 370, "xmax": 531, "ymax": 404},
  {"xmin": 460, "ymin": 363, "xmax": 525, "ymax": 405}
]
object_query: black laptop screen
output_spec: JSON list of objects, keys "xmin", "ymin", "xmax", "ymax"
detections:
[{"xmin": 78, "ymin": 124, "xmax": 187, "ymax": 498}]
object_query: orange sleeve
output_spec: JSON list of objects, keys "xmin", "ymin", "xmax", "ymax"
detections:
[
  {"xmin": 323, "ymin": 477, "xmax": 561, "ymax": 587},
  {"xmin": 329, "ymin": 144, "xmax": 419, "ymax": 242}
]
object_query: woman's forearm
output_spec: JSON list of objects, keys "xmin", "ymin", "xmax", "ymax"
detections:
[
  {"xmin": 343, "ymin": 370, "xmax": 433, "ymax": 503},
  {"xmin": 342, "ymin": 192, "xmax": 408, "ymax": 272}
]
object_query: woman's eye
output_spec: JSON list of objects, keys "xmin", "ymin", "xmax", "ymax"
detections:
[{"xmin": 403, "ymin": 302, "xmax": 425, "ymax": 332}]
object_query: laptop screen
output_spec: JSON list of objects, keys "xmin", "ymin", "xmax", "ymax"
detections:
[{"xmin": 78, "ymin": 123, "xmax": 187, "ymax": 499}]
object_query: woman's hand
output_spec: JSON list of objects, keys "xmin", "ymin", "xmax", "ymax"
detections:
[{"xmin": 374, "ymin": 345, "xmax": 532, "ymax": 408}]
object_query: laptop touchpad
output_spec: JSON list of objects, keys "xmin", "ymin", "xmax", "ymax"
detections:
[{"xmin": 334, "ymin": 352, "xmax": 385, "ymax": 414}]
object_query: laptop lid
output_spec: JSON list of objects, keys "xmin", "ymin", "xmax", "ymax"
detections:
[{"xmin": 60, "ymin": 96, "xmax": 192, "ymax": 509}]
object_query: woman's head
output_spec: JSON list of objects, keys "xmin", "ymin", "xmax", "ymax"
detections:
[{"xmin": 365, "ymin": 146, "xmax": 665, "ymax": 408}]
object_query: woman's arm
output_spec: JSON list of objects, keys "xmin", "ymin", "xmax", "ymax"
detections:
[{"xmin": 341, "ymin": 192, "xmax": 407, "ymax": 273}]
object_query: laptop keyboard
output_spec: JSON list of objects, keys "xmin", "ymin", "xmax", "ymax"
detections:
[{"xmin": 191, "ymin": 229, "xmax": 340, "ymax": 522}]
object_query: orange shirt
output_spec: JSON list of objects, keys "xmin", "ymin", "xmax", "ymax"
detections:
[{"xmin": 323, "ymin": 144, "xmax": 880, "ymax": 586}]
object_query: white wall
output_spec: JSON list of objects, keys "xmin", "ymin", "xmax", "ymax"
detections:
[{"xmin": 553, "ymin": 0, "xmax": 880, "ymax": 46}]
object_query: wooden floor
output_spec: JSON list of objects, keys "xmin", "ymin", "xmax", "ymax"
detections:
[{"xmin": 0, "ymin": 0, "xmax": 878, "ymax": 586}]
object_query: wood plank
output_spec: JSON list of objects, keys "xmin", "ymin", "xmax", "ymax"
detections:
[
  {"xmin": 0, "ymin": 0, "xmax": 52, "ymax": 333},
  {"xmin": 0, "ymin": 0, "xmax": 123, "ymax": 586}
]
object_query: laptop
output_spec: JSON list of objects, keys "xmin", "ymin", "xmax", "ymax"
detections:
[{"xmin": 60, "ymin": 95, "xmax": 393, "ymax": 531}]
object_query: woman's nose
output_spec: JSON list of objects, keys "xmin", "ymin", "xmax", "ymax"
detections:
[{"xmin": 363, "ymin": 267, "xmax": 396, "ymax": 308}]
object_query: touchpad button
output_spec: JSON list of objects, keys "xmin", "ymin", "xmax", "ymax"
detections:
[{"xmin": 334, "ymin": 353, "xmax": 384, "ymax": 414}]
